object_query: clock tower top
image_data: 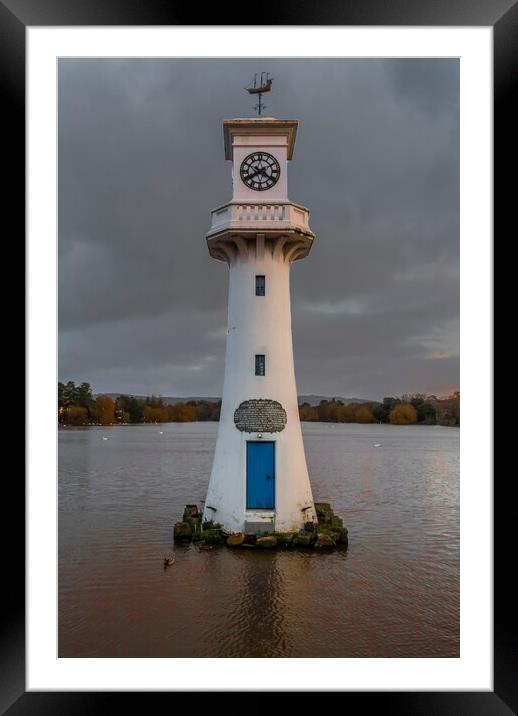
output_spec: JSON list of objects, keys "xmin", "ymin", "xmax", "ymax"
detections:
[
  {"xmin": 223, "ymin": 118, "xmax": 298, "ymax": 204},
  {"xmin": 206, "ymin": 116, "xmax": 314, "ymax": 262},
  {"xmin": 223, "ymin": 118, "xmax": 299, "ymax": 160}
]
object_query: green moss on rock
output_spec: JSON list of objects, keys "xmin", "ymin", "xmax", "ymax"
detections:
[
  {"xmin": 200, "ymin": 529, "xmax": 224, "ymax": 545},
  {"xmin": 314, "ymin": 533, "xmax": 336, "ymax": 548},
  {"xmin": 273, "ymin": 532, "xmax": 296, "ymax": 546},
  {"xmin": 293, "ymin": 533, "xmax": 313, "ymax": 547},
  {"xmin": 336, "ymin": 527, "xmax": 349, "ymax": 545},
  {"xmin": 315, "ymin": 502, "xmax": 333, "ymax": 525},
  {"xmin": 173, "ymin": 521, "xmax": 193, "ymax": 540},
  {"xmin": 175, "ymin": 503, "xmax": 348, "ymax": 550}
]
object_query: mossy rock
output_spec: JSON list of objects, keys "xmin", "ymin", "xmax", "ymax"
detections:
[
  {"xmin": 318, "ymin": 525, "xmax": 340, "ymax": 544},
  {"xmin": 318, "ymin": 525, "xmax": 348, "ymax": 545},
  {"xmin": 185, "ymin": 516, "xmax": 202, "ymax": 533},
  {"xmin": 201, "ymin": 531, "xmax": 224, "ymax": 545},
  {"xmin": 315, "ymin": 502, "xmax": 334, "ymax": 525},
  {"xmin": 313, "ymin": 522, "xmax": 334, "ymax": 536},
  {"xmin": 193, "ymin": 526, "xmax": 224, "ymax": 545},
  {"xmin": 331, "ymin": 515, "xmax": 344, "ymax": 529},
  {"xmin": 183, "ymin": 504, "xmax": 201, "ymax": 521},
  {"xmin": 256, "ymin": 536, "xmax": 277, "ymax": 548},
  {"xmin": 336, "ymin": 527, "xmax": 349, "ymax": 545},
  {"xmin": 273, "ymin": 532, "xmax": 296, "ymax": 546},
  {"xmin": 315, "ymin": 502, "xmax": 332, "ymax": 514},
  {"xmin": 227, "ymin": 532, "xmax": 246, "ymax": 547},
  {"xmin": 293, "ymin": 533, "xmax": 314, "ymax": 547},
  {"xmin": 173, "ymin": 521, "xmax": 193, "ymax": 540},
  {"xmin": 314, "ymin": 533, "xmax": 336, "ymax": 548},
  {"xmin": 313, "ymin": 520, "xmax": 348, "ymax": 544}
]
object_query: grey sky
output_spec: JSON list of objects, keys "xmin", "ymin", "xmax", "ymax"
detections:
[{"xmin": 58, "ymin": 58, "xmax": 459, "ymax": 401}]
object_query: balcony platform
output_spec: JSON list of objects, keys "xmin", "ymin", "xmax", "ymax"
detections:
[{"xmin": 206, "ymin": 201, "xmax": 315, "ymax": 262}]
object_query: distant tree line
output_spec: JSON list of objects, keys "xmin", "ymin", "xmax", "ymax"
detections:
[
  {"xmin": 298, "ymin": 392, "xmax": 460, "ymax": 427},
  {"xmin": 58, "ymin": 381, "xmax": 221, "ymax": 426},
  {"xmin": 58, "ymin": 381, "xmax": 459, "ymax": 427}
]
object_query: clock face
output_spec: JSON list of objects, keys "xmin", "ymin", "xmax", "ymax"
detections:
[{"xmin": 240, "ymin": 152, "xmax": 280, "ymax": 191}]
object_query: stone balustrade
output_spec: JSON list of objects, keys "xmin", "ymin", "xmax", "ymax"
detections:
[{"xmin": 207, "ymin": 201, "xmax": 313, "ymax": 239}]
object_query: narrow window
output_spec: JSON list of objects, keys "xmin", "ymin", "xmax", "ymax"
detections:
[
  {"xmin": 255, "ymin": 354, "xmax": 265, "ymax": 376},
  {"xmin": 255, "ymin": 275, "xmax": 265, "ymax": 296}
]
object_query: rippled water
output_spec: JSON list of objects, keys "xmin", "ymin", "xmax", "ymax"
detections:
[{"xmin": 58, "ymin": 422, "xmax": 459, "ymax": 657}]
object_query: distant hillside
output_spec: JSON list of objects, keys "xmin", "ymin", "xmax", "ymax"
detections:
[
  {"xmin": 98, "ymin": 392, "xmax": 373, "ymax": 406},
  {"xmin": 98, "ymin": 394, "xmax": 220, "ymax": 406},
  {"xmin": 298, "ymin": 395, "xmax": 373, "ymax": 406}
]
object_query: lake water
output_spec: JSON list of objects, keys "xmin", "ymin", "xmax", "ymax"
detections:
[{"xmin": 58, "ymin": 422, "xmax": 459, "ymax": 658}]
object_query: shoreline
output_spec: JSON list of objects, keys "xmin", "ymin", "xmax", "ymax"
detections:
[{"xmin": 58, "ymin": 421, "xmax": 460, "ymax": 428}]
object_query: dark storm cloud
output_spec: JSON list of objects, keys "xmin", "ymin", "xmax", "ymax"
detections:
[{"xmin": 58, "ymin": 58, "xmax": 459, "ymax": 400}]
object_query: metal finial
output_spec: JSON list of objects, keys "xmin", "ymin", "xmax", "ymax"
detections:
[{"xmin": 244, "ymin": 72, "xmax": 273, "ymax": 116}]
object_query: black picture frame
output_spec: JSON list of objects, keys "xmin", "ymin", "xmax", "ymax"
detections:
[{"xmin": 11, "ymin": 0, "xmax": 506, "ymax": 711}]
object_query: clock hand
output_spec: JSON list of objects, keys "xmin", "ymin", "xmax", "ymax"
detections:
[
  {"xmin": 250, "ymin": 165, "xmax": 267, "ymax": 179},
  {"xmin": 257, "ymin": 163, "xmax": 272, "ymax": 178}
]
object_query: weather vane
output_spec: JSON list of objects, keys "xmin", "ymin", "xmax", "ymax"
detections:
[{"xmin": 245, "ymin": 72, "xmax": 273, "ymax": 116}]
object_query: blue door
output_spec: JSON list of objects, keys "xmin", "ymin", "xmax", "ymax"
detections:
[{"xmin": 246, "ymin": 442, "xmax": 275, "ymax": 509}]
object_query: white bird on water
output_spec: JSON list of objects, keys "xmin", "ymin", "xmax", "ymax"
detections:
[
  {"xmin": 102, "ymin": 436, "xmax": 108, "ymax": 441},
  {"xmin": 373, "ymin": 443, "xmax": 382, "ymax": 447},
  {"xmin": 159, "ymin": 431, "xmax": 164, "ymax": 435}
]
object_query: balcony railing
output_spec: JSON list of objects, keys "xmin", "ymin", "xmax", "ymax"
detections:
[{"xmin": 207, "ymin": 201, "xmax": 312, "ymax": 238}]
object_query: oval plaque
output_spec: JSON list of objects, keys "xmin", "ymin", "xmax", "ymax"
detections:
[{"xmin": 234, "ymin": 398, "xmax": 287, "ymax": 433}]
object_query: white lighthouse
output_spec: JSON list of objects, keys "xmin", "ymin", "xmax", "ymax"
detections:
[{"xmin": 202, "ymin": 111, "xmax": 317, "ymax": 534}]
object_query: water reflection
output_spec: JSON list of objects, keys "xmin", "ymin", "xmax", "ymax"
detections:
[{"xmin": 206, "ymin": 551, "xmax": 289, "ymax": 657}]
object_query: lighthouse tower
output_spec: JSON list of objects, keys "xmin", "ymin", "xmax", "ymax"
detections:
[{"xmin": 203, "ymin": 114, "xmax": 317, "ymax": 534}]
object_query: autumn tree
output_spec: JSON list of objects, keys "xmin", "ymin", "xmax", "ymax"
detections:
[
  {"xmin": 299, "ymin": 403, "xmax": 318, "ymax": 421},
  {"xmin": 65, "ymin": 406, "xmax": 89, "ymax": 426},
  {"xmin": 382, "ymin": 397, "xmax": 402, "ymax": 422},
  {"xmin": 211, "ymin": 401, "xmax": 222, "ymax": 421},
  {"xmin": 316, "ymin": 399, "xmax": 345, "ymax": 422},
  {"xmin": 433, "ymin": 392, "xmax": 460, "ymax": 426},
  {"xmin": 338, "ymin": 404, "xmax": 355, "ymax": 422},
  {"xmin": 143, "ymin": 405, "xmax": 169, "ymax": 423},
  {"xmin": 167, "ymin": 403, "xmax": 197, "ymax": 422},
  {"xmin": 114, "ymin": 397, "xmax": 131, "ymax": 423},
  {"xmin": 389, "ymin": 403, "xmax": 417, "ymax": 425},
  {"xmin": 355, "ymin": 404, "xmax": 375, "ymax": 423},
  {"xmin": 92, "ymin": 395, "xmax": 116, "ymax": 425}
]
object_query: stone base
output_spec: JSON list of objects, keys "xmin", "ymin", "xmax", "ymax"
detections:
[{"xmin": 173, "ymin": 502, "xmax": 348, "ymax": 551}]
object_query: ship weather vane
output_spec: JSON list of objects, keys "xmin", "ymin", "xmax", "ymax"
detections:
[{"xmin": 245, "ymin": 72, "xmax": 273, "ymax": 116}]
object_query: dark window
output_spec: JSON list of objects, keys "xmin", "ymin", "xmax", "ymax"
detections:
[
  {"xmin": 255, "ymin": 275, "xmax": 265, "ymax": 296},
  {"xmin": 255, "ymin": 354, "xmax": 265, "ymax": 376}
]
